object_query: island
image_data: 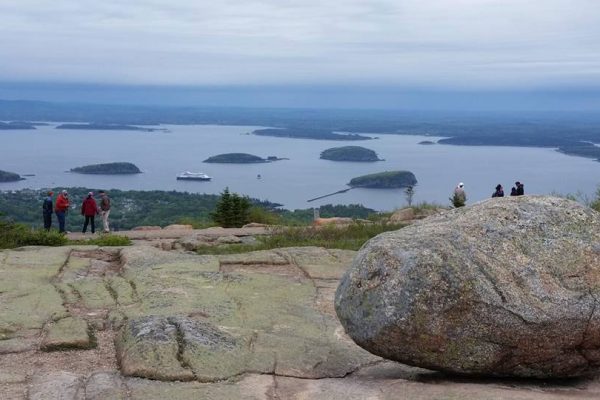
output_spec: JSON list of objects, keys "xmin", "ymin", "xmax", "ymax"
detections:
[
  {"xmin": 70, "ymin": 162, "xmax": 142, "ymax": 174},
  {"xmin": 204, "ymin": 153, "xmax": 277, "ymax": 163},
  {"xmin": 56, "ymin": 123, "xmax": 166, "ymax": 132},
  {"xmin": 0, "ymin": 121, "xmax": 37, "ymax": 130},
  {"xmin": 348, "ymin": 171, "xmax": 417, "ymax": 189},
  {"xmin": 252, "ymin": 128, "xmax": 372, "ymax": 141},
  {"xmin": 0, "ymin": 169, "xmax": 24, "ymax": 182},
  {"xmin": 320, "ymin": 146, "xmax": 382, "ymax": 162},
  {"xmin": 557, "ymin": 142, "xmax": 600, "ymax": 161},
  {"xmin": 418, "ymin": 140, "xmax": 436, "ymax": 145}
]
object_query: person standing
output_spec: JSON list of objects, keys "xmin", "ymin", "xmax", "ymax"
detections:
[
  {"xmin": 55, "ymin": 190, "xmax": 70, "ymax": 233},
  {"xmin": 42, "ymin": 191, "xmax": 54, "ymax": 231},
  {"xmin": 492, "ymin": 184, "xmax": 504, "ymax": 198},
  {"xmin": 98, "ymin": 190, "xmax": 111, "ymax": 233},
  {"xmin": 81, "ymin": 192, "xmax": 98, "ymax": 234}
]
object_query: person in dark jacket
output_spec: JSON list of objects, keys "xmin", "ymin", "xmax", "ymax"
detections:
[
  {"xmin": 492, "ymin": 184, "xmax": 504, "ymax": 198},
  {"xmin": 516, "ymin": 181, "xmax": 525, "ymax": 196},
  {"xmin": 55, "ymin": 190, "xmax": 70, "ymax": 233},
  {"xmin": 81, "ymin": 192, "xmax": 98, "ymax": 234},
  {"xmin": 42, "ymin": 191, "xmax": 54, "ymax": 231}
]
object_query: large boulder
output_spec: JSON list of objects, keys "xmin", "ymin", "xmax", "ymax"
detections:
[{"xmin": 335, "ymin": 196, "xmax": 600, "ymax": 378}]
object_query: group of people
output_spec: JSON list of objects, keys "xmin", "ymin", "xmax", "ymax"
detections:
[
  {"xmin": 452, "ymin": 180, "xmax": 525, "ymax": 206},
  {"xmin": 491, "ymin": 181, "xmax": 525, "ymax": 198},
  {"xmin": 42, "ymin": 190, "xmax": 111, "ymax": 234}
]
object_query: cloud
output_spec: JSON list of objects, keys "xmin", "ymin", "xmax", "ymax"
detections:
[{"xmin": 0, "ymin": 0, "xmax": 599, "ymax": 88}]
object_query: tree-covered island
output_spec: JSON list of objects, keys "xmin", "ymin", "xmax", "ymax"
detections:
[
  {"xmin": 0, "ymin": 169, "xmax": 24, "ymax": 182},
  {"xmin": 320, "ymin": 146, "xmax": 382, "ymax": 162},
  {"xmin": 56, "ymin": 123, "xmax": 166, "ymax": 132},
  {"xmin": 70, "ymin": 162, "xmax": 142, "ymax": 174},
  {"xmin": 252, "ymin": 128, "xmax": 372, "ymax": 141},
  {"xmin": 0, "ymin": 121, "xmax": 37, "ymax": 130},
  {"xmin": 348, "ymin": 171, "xmax": 417, "ymax": 188},
  {"xmin": 418, "ymin": 140, "xmax": 436, "ymax": 145},
  {"xmin": 204, "ymin": 153, "xmax": 279, "ymax": 163}
]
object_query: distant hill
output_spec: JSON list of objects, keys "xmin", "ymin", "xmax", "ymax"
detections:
[
  {"xmin": 320, "ymin": 146, "xmax": 382, "ymax": 162},
  {"xmin": 418, "ymin": 140, "xmax": 436, "ymax": 145},
  {"xmin": 253, "ymin": 128, "xmax": 372, "ymax": 141},
  {"xmin": 348, "ymin": 171, "xmax": 417, "ymax": 189},
  {"xmin": 204, "ymin": 153, "xmax": 268, "ymax": 163},
  {"xmin": 0, "ymin": 169, "xmax": 23, "ymax": 182},
  {"xmin": 70, "ymin": 162, "xmax": 142, "ymax": 174}
]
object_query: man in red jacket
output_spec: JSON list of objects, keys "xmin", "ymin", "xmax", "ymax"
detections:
[
  {"xmin": 81, "ymin": 192, "xmax": 99, "ymax": 234},
  {"xmin": 55, "ymin": 190, "xmax": 70, "ymax": 233}
]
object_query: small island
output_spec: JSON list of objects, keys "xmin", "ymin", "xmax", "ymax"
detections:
[
  {"xmin": 70, "ymin": 162, "xmax": 142, "ymax": 174},
  {"xmin": 204, "ymin": 153, "xmax": 280, "ymax": 163},
  {"xmin": 348, "ymin": 171, "xmax": 417, "ymax": 189},
  {"xmin": 0, "ymin": 169, "xmax": 24, "ymax": 182},
  {"xmin": 418, "ymin": 140, "xmax": 436, "ymax": 145},
  {"xmin": 252, "ymin": 128, "xmax": 372, "ymax": 141},
  {"xmin": 320, "ymin": 146, "xmax": 382, "ymax": 162},
  {"xmin": 56, "ymin": 123, "xmax": 165, "ymax": 132}
]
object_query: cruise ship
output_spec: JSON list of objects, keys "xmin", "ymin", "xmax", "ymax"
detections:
[{"xmin": 176, "ymin": 171, "xmax": 212, "ymax": 181}]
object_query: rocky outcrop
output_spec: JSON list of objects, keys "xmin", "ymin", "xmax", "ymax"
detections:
[
  {"xmin": 335, "ymin": 196, "xmax": 600, "ymax": 378},
  {"xmin": 3, "ymin": 243, "xmax": 600, "ymax": 398}
]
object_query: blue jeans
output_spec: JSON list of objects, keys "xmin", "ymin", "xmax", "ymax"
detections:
[{"xmin": 56, "ymin": 211, "xmax": 66, "ymax": 233}]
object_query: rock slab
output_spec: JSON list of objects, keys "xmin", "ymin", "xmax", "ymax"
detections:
[{"xmin": 335, "ymin": 196, "xmax": 600, "ymax": 378}]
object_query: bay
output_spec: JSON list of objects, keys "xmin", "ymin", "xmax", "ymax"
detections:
[{"xmin": 1, "ymin": 123, "xmax": 600, "ymax": 210}]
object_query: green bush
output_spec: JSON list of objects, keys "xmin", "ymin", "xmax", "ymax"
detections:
[
  {"xmin": 0, "ymin": 215, "xmax": 67, "ymax": 249},
  {"xmin": 247, "ymin": 206, "xmax": 280, "ymax": 225}
]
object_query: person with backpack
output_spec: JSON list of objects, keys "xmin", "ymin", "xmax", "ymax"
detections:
[
  {"xmin": 81, "ymin": 192, "xmax": 98, "ymax": 234},
  {"xmin": 55, "ymin": 190, "xmax": 70, "ymax": 233},
  {"xmin": 42, "ymin": 191, "xmax": 54, "ymax": 231},
  {"xmin": 492, "ymin": 184, "xmax": 504, "ymax": 198},
  {"xmin": 98, "ymin": 190, "xmax": 111, "ymax": 233}
]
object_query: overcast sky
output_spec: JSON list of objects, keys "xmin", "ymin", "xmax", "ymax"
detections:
[{"xmin": 1, "ymin": 0, "xmax": 599, "ymax": 90}]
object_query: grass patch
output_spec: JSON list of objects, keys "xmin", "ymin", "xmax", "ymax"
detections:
[
  {"xmin": 69, "ymin": 234, "xmax": 132, "ymax": 246},
  {"xmin": 196, "ymin": 221, "xmax": 406, "ymax": 255}
]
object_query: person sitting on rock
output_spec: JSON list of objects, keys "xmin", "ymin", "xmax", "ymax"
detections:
[{"xmin": 492, "ymin": 184, "xmax": 504, "ymax": 198}]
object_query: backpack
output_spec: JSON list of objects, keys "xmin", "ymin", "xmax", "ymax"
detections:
[{"xmin": 100, "ymin": 196, "xmax": 111, "ymax": 211}]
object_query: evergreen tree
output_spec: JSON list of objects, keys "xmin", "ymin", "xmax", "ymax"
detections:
[{"xmin": 211, "ymin": 188, "xmax": 251, "ymax": 228}]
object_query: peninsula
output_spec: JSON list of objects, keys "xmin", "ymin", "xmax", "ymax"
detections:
[
  {"xmin": 70, "ymin": 162, "xmax": 142, "ymax": 174},
  {"xmin": 253, "ymin": 128, "xmax": 372, "ymax": 141},
  {"xmin": 348, "ymin": 171, "xmax": 417, "ymax": 189},
  {"xmin": 320, "ymin": 146, "xmax": 382, "ymax": 162},
  {"xmin": 0, "ymin": 169, "xmax": 24, "ymax": 182}
]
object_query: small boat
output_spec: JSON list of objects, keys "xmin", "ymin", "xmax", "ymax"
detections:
[{"xmin": 176, "ymin": 171, "xmax": 212, "ymax": 181}]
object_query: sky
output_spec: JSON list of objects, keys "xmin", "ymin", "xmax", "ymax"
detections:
[{"xmin": 1, "ymin": 0, "xmax": 600, "ymax": 109}]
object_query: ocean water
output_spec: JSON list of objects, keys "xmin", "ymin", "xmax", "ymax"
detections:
[{"xmin": 2, "ymin": 123, "xmax": 600, "ymax": 210}]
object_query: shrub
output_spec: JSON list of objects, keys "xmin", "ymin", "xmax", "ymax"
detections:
[
  {"xmin": 247, "ymin": 206, "xmax": 280, "ymax": 225},
  {"xmin": 0, "ymin": 215, "xmax": 67, "ymax": 249}
]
